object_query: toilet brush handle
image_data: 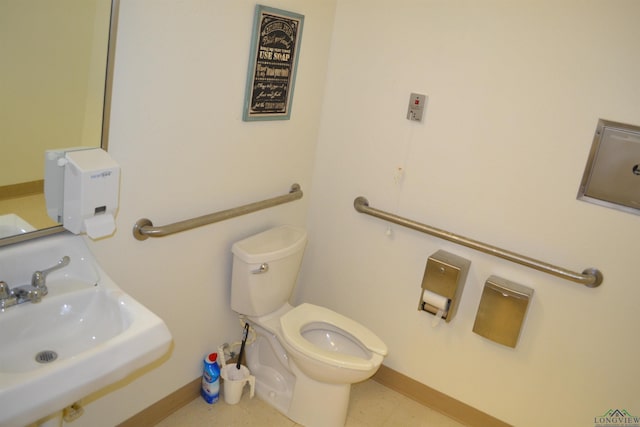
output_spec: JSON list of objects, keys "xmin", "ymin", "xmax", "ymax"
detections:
[{"xmin": 236, "ymin": 323, "xmax": 250, "ymax": 369}]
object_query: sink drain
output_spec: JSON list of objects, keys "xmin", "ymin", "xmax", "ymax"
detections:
[{"xmin": 35, "ymin": 350, "xmax": 58, "ymax": 364}]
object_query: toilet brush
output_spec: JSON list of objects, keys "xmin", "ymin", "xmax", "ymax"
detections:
[{"xmin": 236, "ymin": 323, "xmax": 250, "ymax": 369}]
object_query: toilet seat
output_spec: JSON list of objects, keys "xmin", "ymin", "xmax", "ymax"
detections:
[{"xmin": 280, "ymin": 303, "xmax": 387, "ymax": 371}]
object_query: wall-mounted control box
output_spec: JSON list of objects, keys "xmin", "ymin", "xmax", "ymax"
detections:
[
  {"xmin": 578, "ymin": 119, "xmax": 640, "ymax": 215},
  {"xmin": 407, "ymin": 93, "xmax": 427, "ymax": 122}
]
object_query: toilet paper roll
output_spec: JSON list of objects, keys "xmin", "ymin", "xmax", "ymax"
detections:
[
  {"xmin": 84, "ymin": 214, "xmax": 116, "ymax": 239},
  {"xmin": 422, "ymin": 290, "xmax": 450, "ymax": 327},
  {"xmin": 422, "ymin": 290, "xmax": 449, "ymax": 311}
]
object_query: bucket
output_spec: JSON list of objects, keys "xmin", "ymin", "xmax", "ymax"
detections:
[{"xmin": 220, "ymin": 364, "xmax": 255, "ymax": 405}]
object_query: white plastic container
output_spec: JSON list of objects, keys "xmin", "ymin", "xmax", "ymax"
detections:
[{"xmin": 220, "ymin": 364, "xmax": 255, "ymax": 405}]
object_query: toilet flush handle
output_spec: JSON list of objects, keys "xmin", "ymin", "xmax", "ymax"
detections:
[{"xmin": 252, "ymin": 263, "xmax": 269, "ymax": 274}]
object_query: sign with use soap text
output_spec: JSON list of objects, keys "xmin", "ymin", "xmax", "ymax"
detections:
[{"xmin": 243, "ymin": 5, "xmax": 304, "ymax": 121}]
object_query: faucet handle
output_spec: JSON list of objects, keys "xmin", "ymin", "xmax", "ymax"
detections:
[
  {"xmin": 31, "ymin": 256, "xmax": 71, "ymax": 288},
  {"xmin": 0, "ymin": 281, "xmax": 11, "ymax": 299}
]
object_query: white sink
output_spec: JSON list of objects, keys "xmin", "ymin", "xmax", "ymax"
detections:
[
  {"xmin": 0, "ymin": 213, "xmax": 36, "ymax": 238},
  {"xmin": 0, "ymin": 233, "xmax": 172, "ymax": 427}
]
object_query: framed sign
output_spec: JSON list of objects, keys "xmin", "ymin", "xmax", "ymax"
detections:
[{"xmin": 243, "ymin": 5, "xmax": 304, "ymax": 121}]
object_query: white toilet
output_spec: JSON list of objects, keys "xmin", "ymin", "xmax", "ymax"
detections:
[{"xmin": 230, "ymin": 225, "xmax": 387, "ymax": 427}]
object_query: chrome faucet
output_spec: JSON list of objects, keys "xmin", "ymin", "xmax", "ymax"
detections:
[{"xmin": 0, "ymin": 256, "xmax": 70, "ymax": 309}]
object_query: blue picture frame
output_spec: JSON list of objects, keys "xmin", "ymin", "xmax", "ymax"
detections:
[{"xmin": 243, "ymin": 5, "xmax": 304, "ymax": 121}]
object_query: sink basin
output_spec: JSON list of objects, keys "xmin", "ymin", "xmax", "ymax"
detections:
[
  {"xmin": 0, "ymin": 233, "xmax": 172, "ymax": 427},
  {"xmin": 0, "ymin": 214, "xmax": 36, "ymax": 238},
  {"xmin": 0, "ymin": 287, "xmax": 131, "ymax": 374}
]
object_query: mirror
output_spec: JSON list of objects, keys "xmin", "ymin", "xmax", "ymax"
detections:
[{"xmin": 0, "ymin": 0, "xmax": 118, "ymax": 246}]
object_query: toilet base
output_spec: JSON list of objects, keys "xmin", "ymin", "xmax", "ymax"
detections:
[
  {"xmin": 253, "ymin": 365, "xmax": 293, "ymax": 416},
  {"xmin": 245, "ymin": 321, "xmax": 352, "ymax": 427},
  {"xmin": 245, "ymin": 331, "xmax": 294, "ymax": 416},
  {"xmin": 287, "ymin": 363, "xmax": 351, "ymax": 427}
]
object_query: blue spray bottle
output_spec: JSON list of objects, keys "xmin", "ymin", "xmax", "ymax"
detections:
[{"xmin": 201, "ymin": 352, "xmax": 220, "ymax": 404}]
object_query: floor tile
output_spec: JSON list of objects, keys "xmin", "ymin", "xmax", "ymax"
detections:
[{"xmin": 156, "ymin": 379, "xmax": 466, "ymax": 427}]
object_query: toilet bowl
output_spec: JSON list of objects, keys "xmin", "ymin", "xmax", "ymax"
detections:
[
  {"xmin": 230, "ymin": 225, "xmax": 388, "ymax": 427},
  {"xmin": 280, "ymin": 303, "xmax": 386, "ymax": 384}
]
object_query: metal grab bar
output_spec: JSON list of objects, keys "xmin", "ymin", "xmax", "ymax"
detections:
[
  {"xmin": 133, "ymin": 184, "xmax": 303, "ymax": 240},
  {"xmin": 354, "ymin": 196, "xmax": 603, "ymax": 287}
]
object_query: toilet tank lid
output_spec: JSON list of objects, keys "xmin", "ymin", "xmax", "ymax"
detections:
[{"xmin": 232, "ymin": 225, "xmax": 307, "ymax": 263}]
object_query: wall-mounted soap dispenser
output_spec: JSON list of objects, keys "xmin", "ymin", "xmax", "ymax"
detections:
[
  {"xmin": 418, "ymin": 250, "xmax": 471, "ymax": 323},
  {"xmin": 473, "ymin": 276, "xmax": 534, "ymax": 348},
  {"xmin": 44, "ymin": 148, "xmax": 120, "ymax": 239}
]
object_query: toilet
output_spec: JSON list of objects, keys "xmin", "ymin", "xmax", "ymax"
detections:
[{"xmin": 230, "ymin": 225, "xmax": 387, "ymax": 427}]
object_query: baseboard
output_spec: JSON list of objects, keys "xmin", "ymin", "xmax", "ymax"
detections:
[
  {"xmin": 0, "ymin": 180, "xmax": 43, "ymax": 200},
  {"xmin": 372, "ymin": 365, "xmax": 511, "ymax": 427},
  {"xmin": 119, "ymin": 365, "xmax": 510, "ymax": 427},
  {"xmin": 117, "ymin": 378, "xmax": 200, "ymax": 427}
]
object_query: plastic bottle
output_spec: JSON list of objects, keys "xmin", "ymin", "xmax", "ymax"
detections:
[{"xmin": 201, "ymin": 352, "xmax": 220, "ymax": 404}]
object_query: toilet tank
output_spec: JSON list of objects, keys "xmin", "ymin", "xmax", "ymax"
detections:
[{"xmin": 231, "ymin": 225, "xmax": 307, "ymax": 316}]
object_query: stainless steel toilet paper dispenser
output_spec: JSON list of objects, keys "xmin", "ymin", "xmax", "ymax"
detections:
[{"xmin": 418, "ymin": 250, "xmax": 471, "ymax": 323}]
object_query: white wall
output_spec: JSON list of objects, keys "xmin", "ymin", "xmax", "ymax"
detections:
[
  {"xmin": 53, "ymin": 1, "xmax": 640, "ymax": 426},
  {"xmin": 298, "ymin": 1, "xmax": 640, "ymax": 426},
  {"xmin": 77, "ymin": 0, "xmax": 337, "ymax": 425}
]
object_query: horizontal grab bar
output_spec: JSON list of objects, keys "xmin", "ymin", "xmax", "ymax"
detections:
[
  {"xmin": 133, "ymin": 184, "xmax": 303, "ymax": 240},
  {"xmin": 353, "ymin": 196, "xmax": 603, "ymax": 287}
]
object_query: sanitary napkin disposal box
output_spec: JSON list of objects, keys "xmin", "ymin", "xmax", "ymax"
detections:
[{"xmin": 473, "ymin": 276, "xmax": 533, "ymax": 348}]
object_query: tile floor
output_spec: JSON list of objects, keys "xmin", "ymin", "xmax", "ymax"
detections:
[{"xmin": 155, "ymin": 379, "xmax": 466, "ymax": 427}]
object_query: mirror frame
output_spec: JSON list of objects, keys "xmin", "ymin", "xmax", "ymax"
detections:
[{"xmin": 0, "ymin": 0, "xmax": 120, "ymax": 248}]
